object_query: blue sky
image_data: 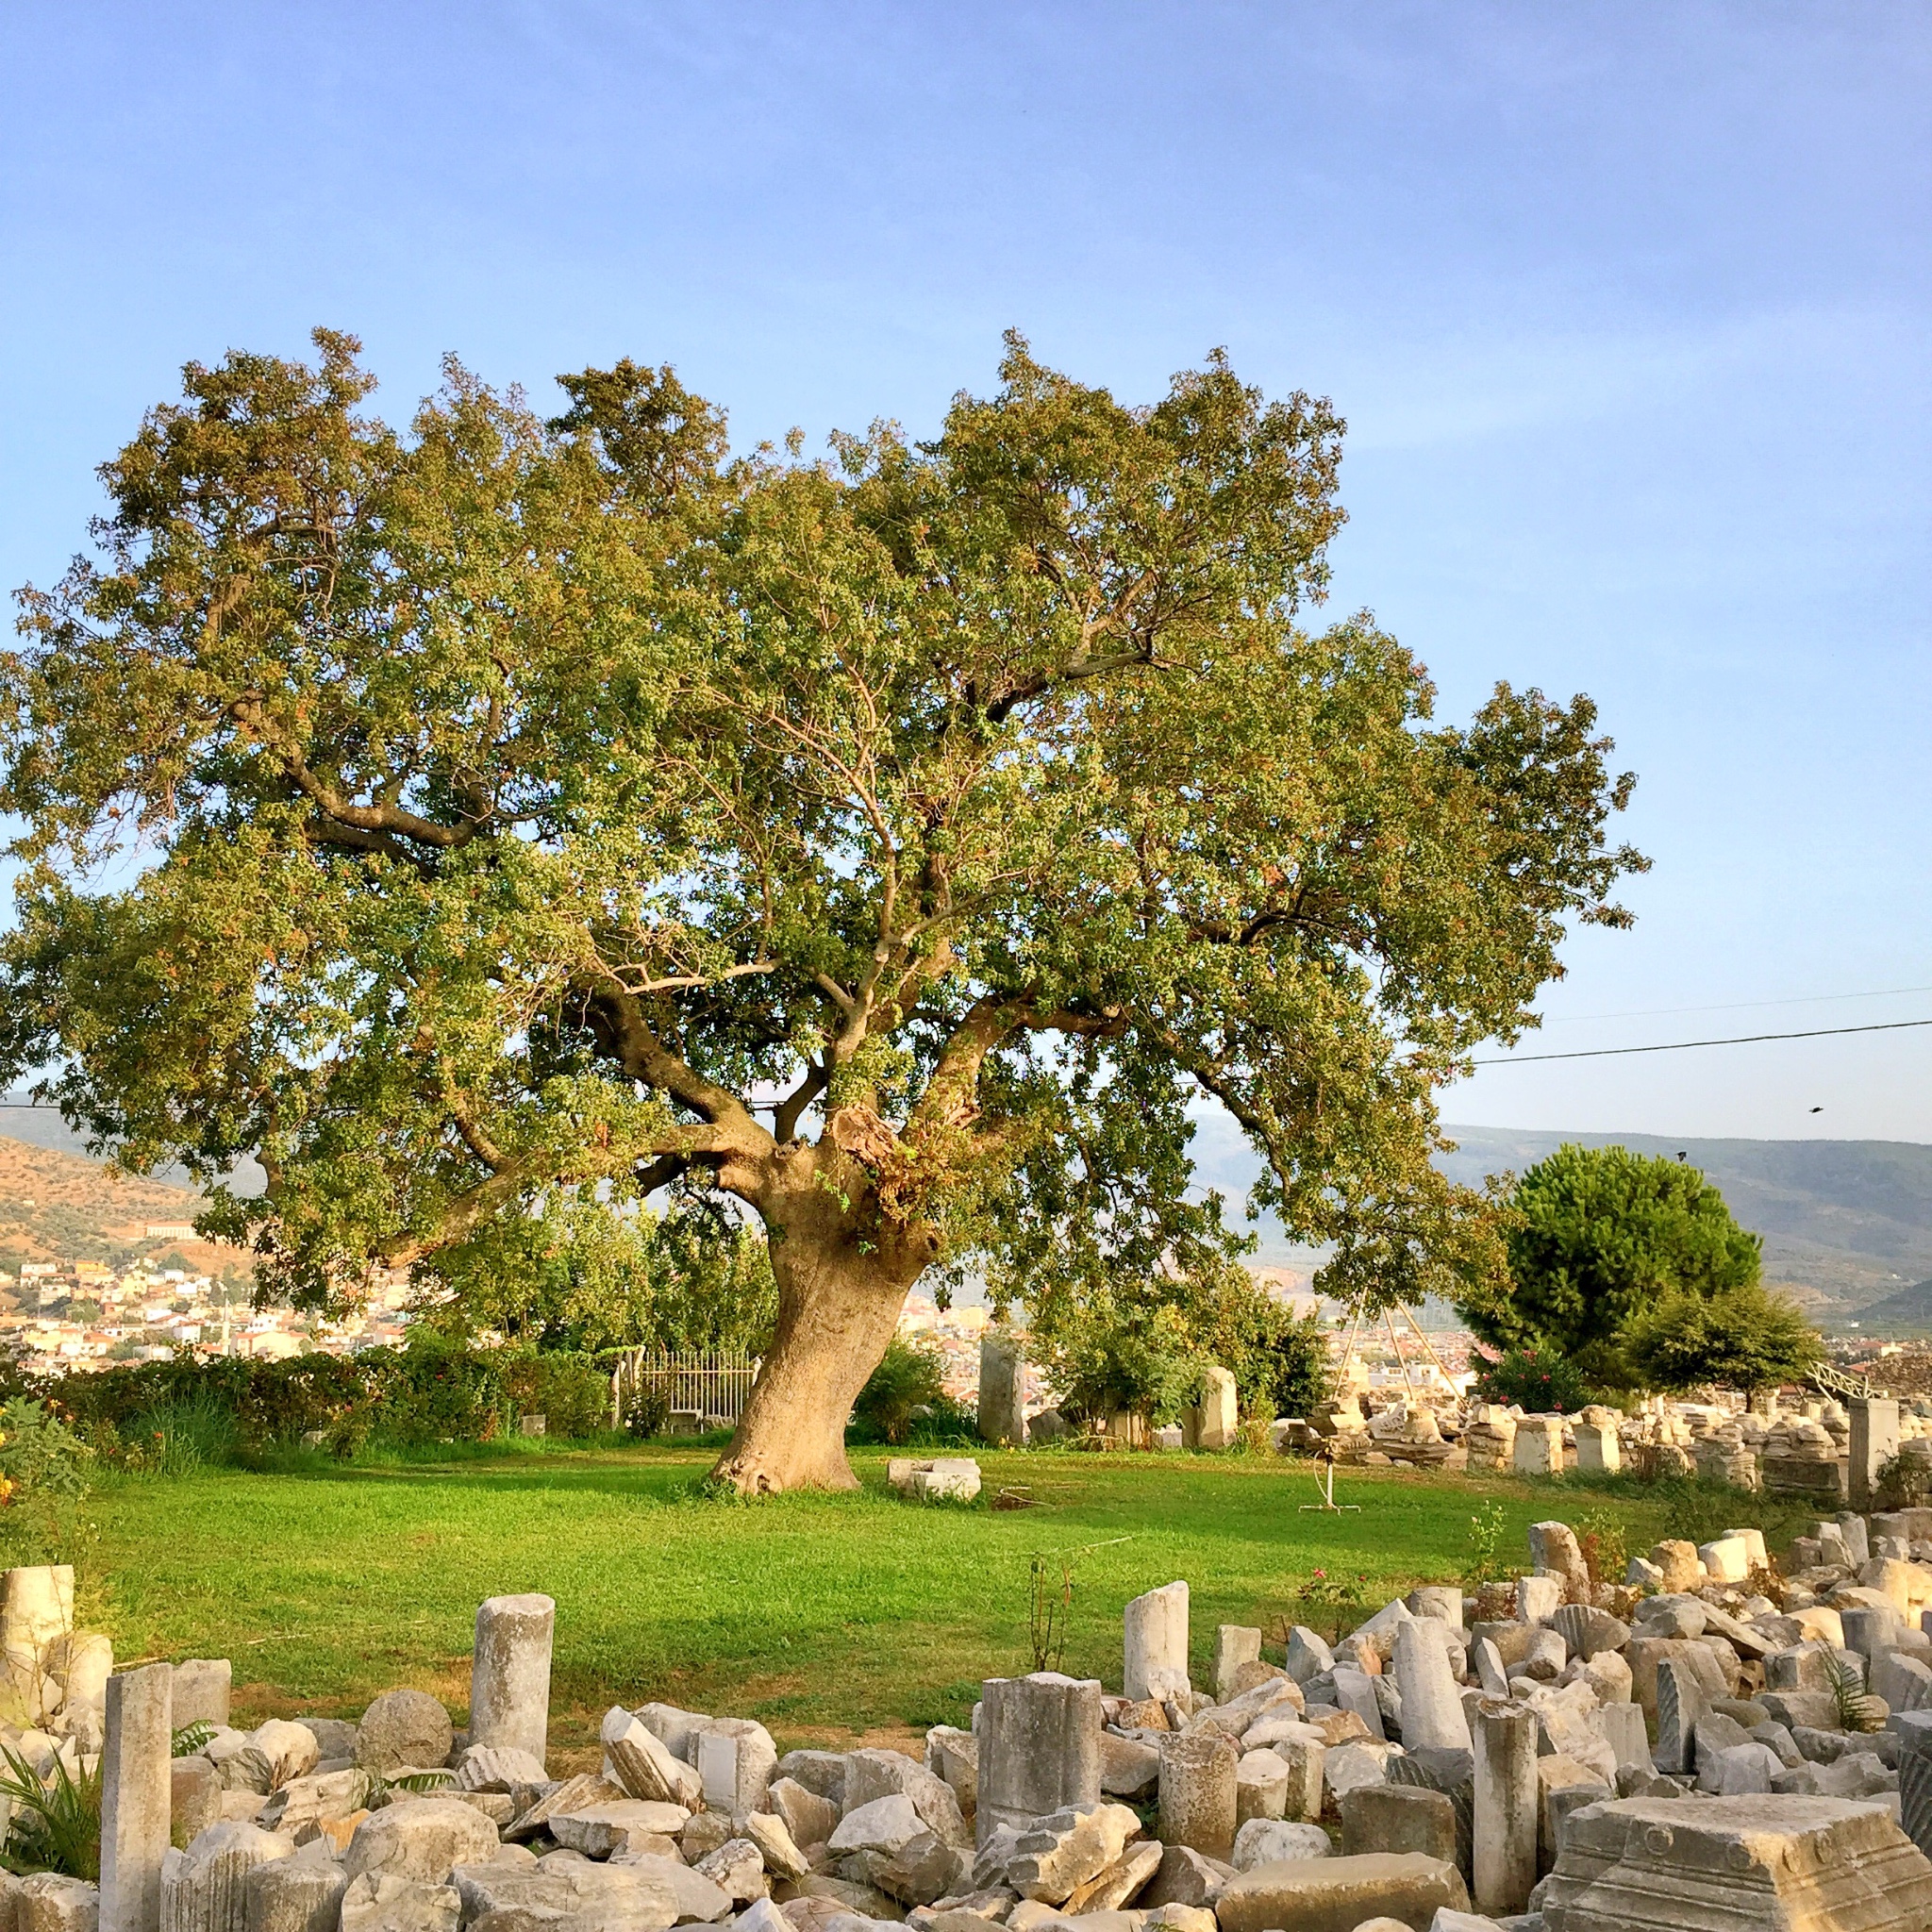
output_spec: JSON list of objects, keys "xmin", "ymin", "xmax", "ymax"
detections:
[{"xmin": 3, "ymin": 1, "xmax": 1927, "ymax": 1141}]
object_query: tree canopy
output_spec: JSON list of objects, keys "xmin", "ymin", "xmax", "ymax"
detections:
[
  {"xmin": 1622, "ymin": 1279, "xmax": 1824, "ymax": 1398},
  {"xmin": 0, "ymin": 328, "xmax": 1645, "ymax": 1489},
  {"xmin": 1459, "ymin": 1142, "xmax": 1764, "ymax": 1391}
]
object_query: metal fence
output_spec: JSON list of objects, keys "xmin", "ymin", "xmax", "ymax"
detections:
[{"xmin": 608, "ymin": 1349, "xmax": 760, "ymax": 1430}]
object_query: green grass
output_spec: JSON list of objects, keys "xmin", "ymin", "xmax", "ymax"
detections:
[{"xmin": 73, "ymin": 1444, "xmax": 1690, "ymax": 1759}]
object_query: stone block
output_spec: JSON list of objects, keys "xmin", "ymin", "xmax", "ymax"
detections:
[
  {"xmin": 1215, "ymin": 1853, "xmax": 1469, "ymax": 1932},
  {"xmin": 1574, "ymin": 1421, "xmax": 1620, "ymax": 1474},
  {"xmin": 1212, "ymin": 1626, "xmax": 1263, "ymax": 1703},
  {"xmin": 337, "ymin": 1874, "xmax": 458, "ymax": 1932},
  {"xmin": 171, "ymin": 1662, "xmax": 231, "ymax": 1733},
  {"xmin": 355, "ymin": 1691, "xmax": 453, "ymax": 1776},
  {"xmin": 341, "ymin": 1798, "xmax": 498, "ymax": 1883},
  {"xmin": 1340, "ymin": 1784, "xmax": 1457, "ymax": 1864},
  {"xmin": 1002, "ymin": 1803, "xmax": 1141, "ymax": 1906},
  {"xmin": 1538, "ymin": 1792, "xmax": 1932, "ymax": 1930},
  {"xmin": 1229, "ymin": 1819, "xmax": 1328, "ymax": 1871},
  {"xmin": 243, "ymin": 1855, "xmax": 347, "ymax": 1932},
  {"xmin": 1512, "ymin": 1417, "xmax": 1563, "ymax": 1477}
]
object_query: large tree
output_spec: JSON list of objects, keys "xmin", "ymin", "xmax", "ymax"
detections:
[
  {"xmin": 0, "ymin": 329, "xmax": 1644, "ymax": 1491},
  {"xmin": 1459, "ymin": 1142, "xmax": 1764, "ymax": 1391}
]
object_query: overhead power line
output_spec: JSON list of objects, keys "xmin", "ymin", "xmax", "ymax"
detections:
[{"xmin": 1473, "ymin": 1015, "xmax": 1932, "ymax": 1066}]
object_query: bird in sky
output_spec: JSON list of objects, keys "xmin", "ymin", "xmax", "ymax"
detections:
[{"xmin": 1809, "ymin": 1106, "xmax": 1824, "ymax": 1113}]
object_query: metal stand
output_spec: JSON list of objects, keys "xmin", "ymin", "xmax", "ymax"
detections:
[{"xmin": 1298, "ymin": 1457, "xmax": 1361, "ymax": 1512}]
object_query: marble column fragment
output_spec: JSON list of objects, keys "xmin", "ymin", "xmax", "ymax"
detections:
[
  {"xmin": 161, "ymin": 1824, "xmax": 291, "ymax": 1932},
  {"xmin": 976, "ymin": 1673, "xmax": 1102, "ymax": 1842},
  {"xmin": 1158, "ymin": 1731, "xmax": 1238, "ymax": 1861},
  {"xmin": 1896, "ymin": 1709, "xmax": 1932, "ymax": 1863},
  {"xmin": 1124, "ymin": 1582, "xmax": 1190, "ymax": 1701},
  {"xmin": 1473, "ymin": 1700, "xmax": 1537, "ymax": 1918},
  {"xmin": 101, "ymin": 1663, "xmax": 173, "ymax": 1932},
  {"xmin": 1655, "ymin": 1656, "xmax": 1708, "ymax": 1775},
  {"xmin": 470, "ymin": 1594, "xmax": 555, "ymax": 1772}
]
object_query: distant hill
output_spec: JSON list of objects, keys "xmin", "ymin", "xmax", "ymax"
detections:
[
  {"xmin": 1855, "ymin": 1277, "xmax": 1932, "ymax": 1333},
  {"xmin": 1186, "ymin": 1109, "xmax": 1932, "ymax": 1329},
  {"xmin": 1433, "ymin": 1127, "xmax": 1932, "ymax": 1321},
  {"xmin": 0, "ymin": 1134, "xmax": 242, "ymax": 1278}
]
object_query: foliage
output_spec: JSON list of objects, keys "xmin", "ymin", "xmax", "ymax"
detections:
[
  {"xmin": 126, "ymin": 1390, "xmax": 239, "ymax": 1475},
  {"xmin": 0, "ymin": 1743, "xmax": 100, "ymax": 1878},
  {"xmin": 0, "ymin": 1399, "xmax": 95, "ymax": 1503},
  {"xmin": 1464, "ymin": 1499, "xmax": 1508, "ymax": 1587},
  {"xmin": 850, "ymin": 1338, "xmax": 949, "ymax": 1444},
  {"xmin": 1621, "ymin": 1281, "xmax": 1824, "ymax": 1397},
  {"xmin": 1030, "ymin": 1253, "xmax": 1331, "ymax": 1427},
  {"xmin": 171, "ymin": 1722, "xmax": 215, "ymax": 1757},
  {"xmin": 0, "ymin": 331, "xmax": 1642, "ymax": 1446},
  {"xmin": 623, "ymin": 1386, "xmax": 674, "ymax": 1441},
  {"xmin": 1028, "ymin": 1553, "xmax": 1074, "ymax": 1673},
  {"xmin": 1875, "ymin": 1451, "xmax": 1931, "ymax": 1512},
  {"xmin": 42, "ymin": 1341, "xmax": 612, "ymax": 1464},
  {"xmin": 1459, "ymin": 1145, "xmax": 1762, "ymax": 1391},
  {"xmin": 413, "ymin": 1199, "xmax": 777, "ymax": 1357},
  {"xmin": 1823, "ymin": 1647, "xmax": 1884, "ymax": 1734},
  {"xmin": 1471, "ymin": 1346, "xmax": 1591, "ymax": 1415},
  {"xmin": 1292, "ymin": 1566, "xmax": 1370, "ymax": 1642},
  {"xmin": 1575, "ymin": 1506, "xmax": 1628, "ymax": 1587}
]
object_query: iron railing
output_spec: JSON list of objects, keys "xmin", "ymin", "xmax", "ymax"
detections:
[{"xmin": 607, "ymin": 1349, "xmax": 759, "ymax": 1429}]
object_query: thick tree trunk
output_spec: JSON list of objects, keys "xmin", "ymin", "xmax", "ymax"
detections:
[{"xmin": 709, "ymin": 1169, "xmax": 932, "ymax": 1493}]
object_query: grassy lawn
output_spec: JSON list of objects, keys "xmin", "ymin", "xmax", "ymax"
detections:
[{"xmin": 73, "ymin": 1443, "xmax": 1690, "ymax": 1762}]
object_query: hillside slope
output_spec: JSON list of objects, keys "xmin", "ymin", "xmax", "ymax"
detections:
[{"xmin": 0, "ymin": 1134, "xmax": 238, "ymax": 1276}]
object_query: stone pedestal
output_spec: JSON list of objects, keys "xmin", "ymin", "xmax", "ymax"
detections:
[
  {"xmin": 976, "ymin": 1334, "xmax": 1026, "ymax": 1447},
  {"xmin": 1512, "ymin": 1417, "xmax": 1563, "ymax": 1477},
  {"xmin": 1124, "ymin": 1581, "xmax": 1190, "ymax": 1700},
  {"xmin": 1574, "ymin": 1421, "xmax": 1620, "ymax": 1474},
  {"xmin": 1473, "ymin": 1702, "xmax": 1537, "ymax": 1917},
  {"xmin": 1182, "ymin": 1369, "xmax": 1238, "ymax": 1451},
  {"xmin": 975, "ymin": 1674, "xmax": 1102, "ymax": 1842},
  {"xmin": 1158, "ymin": 1731, "xmax": 1237, "ymax": 1860},
  {"xmin": 102, "ymin": 1663, "xmax": 173, "ymax": 1932},
  {"xmin": 470, "ymin": 1593, "xmax": 554, "ymax": 1771},
  {"xmin": 1850, "ymin": 1398, "xmax": 1901, "ymax": 1512}
]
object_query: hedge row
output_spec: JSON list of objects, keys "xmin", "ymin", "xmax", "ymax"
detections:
[{"xmin": 17, "ymin": 1340, "xmax": 612, "ymax": 1456}]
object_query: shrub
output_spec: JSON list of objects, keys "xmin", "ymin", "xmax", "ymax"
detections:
[
  {"xmin": 0, "ymin": 1400, "xmax": 95, "ymax": 1504},
  {"xmin": 851, "ymin": 1339, "xmax": 948, "ymax": 1445},
  {"xmin": 1472, "ymin": 1347, "xmax": 1591, "ymax": 1415},
  {"xmin": 496, "ymin": 1352, "xmax": 610, "ymax": 1440},
  {"xmin": 0, "ymin": 1742, "xmax": 100, "ymax": 1878}
]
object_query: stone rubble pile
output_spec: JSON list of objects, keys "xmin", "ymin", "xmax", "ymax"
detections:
[
  {"xmin": 25, "ymin": 1479, "xmax": 1932, "ymax": 1932},
  {"xmin": 1043, "ymin": 1352, "xmax": 1932, "ymax": 1512}
]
